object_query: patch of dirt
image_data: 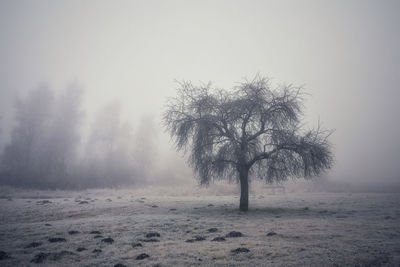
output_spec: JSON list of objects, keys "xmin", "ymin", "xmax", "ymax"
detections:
[
  {"xmin": 31, "ymin": 252, "xmax": 50, "ymax": 263},
  {"xmin": 136, "ymin": 253, "xmax": 150, "ymax": 260},
  {"xmin": 145, "ymin": 232, "xmax": 160, "ymax": 238},
  {"xmin": 231, "ymin": 247, "xmax": 250, "ymax": 254},
  {"xmin": 0, "ymin": 251, "xmax": 11, "ymax": 260},
  {"xmin": 68, "ymin": 230, "xmax": 80, "ymax": 235},
  {"xmin": 267, "ymin": 231, "xmax": 277, "ymax": 236},
  {"xmin": 226, "ymin": 231, "xmax": 243, "ymax": 238},
  {"xmin": 212, "ymin": 236, "xmax": 226, "ymax": 242},
  {"xmin": 194, "ymin": 235, "xmax": 206, "ymax": 241},
  {"xmin": 132, "ymin": 242, "xmax": 142, "ymax": 248},
  {"xmin": 101, "ymin": 237, "xmax": 114, "ymax": 244}
]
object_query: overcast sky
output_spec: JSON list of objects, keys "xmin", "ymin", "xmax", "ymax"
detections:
[{"xmin": 0, "ymin": 0, "xmax": 399, "ymax": 186}]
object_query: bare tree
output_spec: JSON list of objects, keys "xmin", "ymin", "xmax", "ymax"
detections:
[
  {"xmin": 83, "ymin": 101, "xmax": 137, "ymax": 187},
  {"xmin": 44, "ymin": 84, "xmax": 83, "ymax": 186},
  {"xmin": 163, "ymin": 75, "xmax": 334, "ymax": 211},
  {"xmin": 1, "ymin": 85, "xmax": 83, "ymax": 188},
  {"xmin": 2, "ymin": 86, "xmax": 54, "ymax": 185}
]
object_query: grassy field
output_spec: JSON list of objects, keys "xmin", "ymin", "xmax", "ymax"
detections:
[{"xmin": 0, "ymin": 187, "xmax": 399, "ymax": 266}]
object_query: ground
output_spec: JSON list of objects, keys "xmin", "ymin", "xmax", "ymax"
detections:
[{"xmin": 0, "ymin": 187, "xmax": 399, "ymax": 266}]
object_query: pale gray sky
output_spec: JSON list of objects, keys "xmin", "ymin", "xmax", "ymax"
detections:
[{"xmin": 1, "ymin": 0, "xmax": 399, "ymax": 186}]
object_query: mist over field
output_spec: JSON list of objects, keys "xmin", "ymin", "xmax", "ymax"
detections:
[
  {"xmin": 0, "ymin": 1, "xmax": 399, "ymax": 266},
  {"xmin": 0, "ymin": 0, "xmax": 399, "ymax": 192}
]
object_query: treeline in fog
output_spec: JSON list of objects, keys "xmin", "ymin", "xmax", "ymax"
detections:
[{"xmin": 0, "ymin": 84, "xmax": 156, "ymax": 189}]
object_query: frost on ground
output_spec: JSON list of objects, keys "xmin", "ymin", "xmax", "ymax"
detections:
[{"xmin": 0, "ymin": 186, "xmax": 399, "ymax": 266}]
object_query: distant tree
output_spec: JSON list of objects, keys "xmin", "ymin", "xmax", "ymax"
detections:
[
  {"xmin": 0, "ymin": 115, "xmax": 2, "ymax": 168},
  {"xmin": 2, "ymin": 86, "xmax": 54, "ymax": 185},
  {"xmin": 0, "ymin": 115, "xmax": 2, "ymax": 145},
  {"xmin": 132, "ymin": 114, "xmax": 158, "ymax": 183},
  {"xmin": 83, "ymin": 101, "xmax": 136, "ymax": 187},
  {"xmin": 163, "ymin": 75, "xmax": 334, "ymax": 211},
  {"xmin": 43, "ymin": 84, "xmax": 83, "ymax": 186},
  {"xmin": 1, "ymin": 84, "xmax": 84, "ymax": 188}
]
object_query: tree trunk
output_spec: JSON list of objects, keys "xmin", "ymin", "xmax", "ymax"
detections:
[{"xmin": 239, "ymin": 168, "xmax": 249, "ymax": 211}]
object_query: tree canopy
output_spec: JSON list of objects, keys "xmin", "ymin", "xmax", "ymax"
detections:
[{"xmin": 163, "ymin": 75, "xmax": 334, "ymax": 210}]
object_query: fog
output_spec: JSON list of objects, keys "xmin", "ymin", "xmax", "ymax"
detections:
[{"xmin": 0, "ymin": 0, "xmax": 399, "ymax": 191}]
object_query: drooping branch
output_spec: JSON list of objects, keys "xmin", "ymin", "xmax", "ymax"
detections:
[
  {"xmin": 163, "ymin": 82, "xmax": 242, "ymax": 184},
  {"xmin": 249, "ymin": 125, "xmax": 334, "ymax": 182},
  {"xmin": 163, "ymin": 75, "xmax": 333, "ymax": 186}
]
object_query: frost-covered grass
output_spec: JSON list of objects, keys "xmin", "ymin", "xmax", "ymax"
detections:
[{"xmin": 0, "ymin": 186, "xmax": 399, "ymax": 266}]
